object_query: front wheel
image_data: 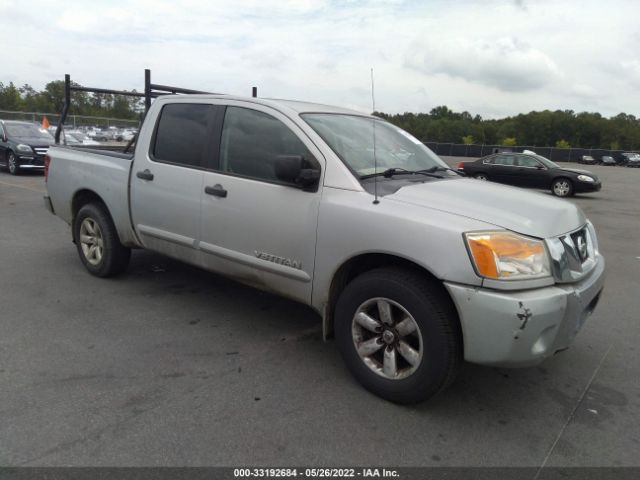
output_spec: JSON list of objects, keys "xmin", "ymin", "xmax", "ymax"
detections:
[
  {"xmin": 73, "ymin": 203, "xmax": 131, "ymax": 277},
  {"xmin": 551, "ymin": 178, "xmax": 573, "ymax": 197},
  {"xmin": 7, "ymin": 151, "xmax": 19, "ymax": 175},
  {"xmin": 335, "ymin": 268, "xmax": 461, "ymax": 404}
]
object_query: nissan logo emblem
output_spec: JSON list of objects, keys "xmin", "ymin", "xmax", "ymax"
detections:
[{"xmin": 576, "ymin": 235, "xmax": 588, "ymax": 261}]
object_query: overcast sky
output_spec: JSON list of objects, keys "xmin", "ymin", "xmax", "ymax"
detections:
[{"xmin": 2, "ymin": 0, "xmax": 638, "ymax": 118}]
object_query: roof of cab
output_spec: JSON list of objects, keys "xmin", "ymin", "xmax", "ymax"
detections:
[{"xmin": 157, "ymin": 94, "xmax": 372, "ymax": 118}]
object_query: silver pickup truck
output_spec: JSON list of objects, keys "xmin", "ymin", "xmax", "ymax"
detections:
[{"xmin": 44, "ymin": 95, "xmax": 605, "ymax": 403}]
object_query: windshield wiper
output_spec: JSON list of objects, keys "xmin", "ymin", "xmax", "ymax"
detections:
[
  {"xmin": 418, "ymin": 166, "xmax": 465, "ymax": 176},
  {"xmin": 361, "ymin": 167, "xmax": 444, "ymax": 179}
]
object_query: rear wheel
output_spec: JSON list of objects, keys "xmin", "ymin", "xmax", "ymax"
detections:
[
  {"xmin": 474, "ymin": 173, "xmax": 488, "ymax": 180},
  {"xmin": 551, "ymin": 177, "xmax": 573, "ymax": 197},
  {"xmin": 335, "ymin": 267, "xmax": 461, "ymax": 404},
  {"xmin": 8, "ymin": 151, "xmax": 19, "ymax": 175},
  {"xmin": 73, "ymin": 203, "xmax": 131, "ymax": 277}
]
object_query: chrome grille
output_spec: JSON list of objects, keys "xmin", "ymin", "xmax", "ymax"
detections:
[
  {"xmin": 547, "ymin": 225, "xmax": 597, "ymax": 283},
  {"xmin": 570, "ymin": 228, "xmax": 589, "ymax": 262}
]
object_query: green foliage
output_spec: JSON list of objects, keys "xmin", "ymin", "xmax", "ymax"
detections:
[
  {"xmin": 378, "ymin": 107, "xmax": 640, "ymax": 150},
  {"xmin": 555, "ymin": 139, "xmax": 571, "ymax": 148},
  {"xmin": 461, "ymin": 135, "xmax": 474, "ymax": 145},
  {"xmin": 502, "ymin": 137, "xmax": 517, "ymax": 146},
  {"xmin": 0, "ymin": 80, "xmax": 142, "ymax": 120}
]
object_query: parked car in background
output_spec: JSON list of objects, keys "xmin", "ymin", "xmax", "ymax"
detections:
[
  {"xmin": 86, "ymin": 128, "xmax": 109, "ymax": 142},
  {"xmin": 578, "ymin": 155, "xmax": 597, "ymax": 165},
  {"xmin": 457, "ymin": 152, "xmax": 602, "ymax": 197},
  {"xmin": 47, "ymin": 127, "xmax": 102, "ymax": 146},
  {"xmin": 626, "ymin": 154, "xmax": 640, "ymax": 167},
  {"xmin": 600, "ymin": 155, "xmax": 616, "ymax": 166},
  {"xmin": 0, "ymin": 120, "xmax": 53, "ymax": 174},
  {"xmin": 117, "ymin": 128, "xmax": 136, "ymax": 142},
  {"xmin": 617, "ymin": 152, "xmax": 639, "ymax": 166},
  {"xmin": 66, "ymin": 131, "xmax": 101, "ymax": 146}
]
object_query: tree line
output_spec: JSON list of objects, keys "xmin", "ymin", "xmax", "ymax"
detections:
[
  {"xmin": 0, "ymin": 80, "xmax": 143, "ymax": 120},
  {"xmin": 2, "ymin": 80, "xmax": 639, "ymax": 149},
  {"xmin": 375, "ymin": 106, "xmax": 640, "ymax": 150}
]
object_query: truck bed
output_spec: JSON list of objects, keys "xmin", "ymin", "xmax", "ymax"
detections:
[{"xmin": 46, "ymin": 145, "xmax": 140, "ymax": 247}]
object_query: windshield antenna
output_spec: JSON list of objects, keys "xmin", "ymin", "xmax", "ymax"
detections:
[{"xmin": 371, "ymin": 68, "xmax": 379, "ymax": 205}]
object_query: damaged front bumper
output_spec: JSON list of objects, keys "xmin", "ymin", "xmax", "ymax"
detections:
[{"xmin": 444, "ymin": 254, "xmax": 605, "ymax": 367}]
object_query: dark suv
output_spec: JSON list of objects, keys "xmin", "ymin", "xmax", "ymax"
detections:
[{"xmin": 0, "ymin": 120, "xmax": 54, "ymax": 175}]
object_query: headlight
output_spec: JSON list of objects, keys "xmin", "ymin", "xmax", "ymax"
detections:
[
  {"xmin": 464, "ymin": 231, "xmax": 551, "ymax": 280},
  {"xmin": 16, "ymin": 144, "xmax": 32, "ymax": 153},
  {"xmin": 577, "ymin": 175, "xmax": 594, "ymax": 182}
]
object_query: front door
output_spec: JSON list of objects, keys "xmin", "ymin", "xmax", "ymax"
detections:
[
  {"xmin": 199, "ymin": 103, "xmax": 323, "ymax": 304},
  {"xmin": 516, "ymin": 155, "xmax": 548, "ymax": 188}
]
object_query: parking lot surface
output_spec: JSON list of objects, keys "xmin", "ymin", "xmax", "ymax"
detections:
[{"xmin": 0, "ymin": 162, "xmax": 639, "ymax": 467}]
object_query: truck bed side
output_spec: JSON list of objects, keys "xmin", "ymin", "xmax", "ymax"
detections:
[{"xmin": 46, "ymin": 145, "xmax": 140, "ymax": 247}]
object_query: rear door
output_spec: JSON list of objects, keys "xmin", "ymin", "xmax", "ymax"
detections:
[
  {"xmin": 492, "ymin": 154, "xmax": 518, "ymax": 183},
  {"xmin": 130, "ymin": 102, "xmax": 220, "ymax": 264},
  {"xmin": 198, "ymin": 102, "xmax": 324, "ymax": 305}
]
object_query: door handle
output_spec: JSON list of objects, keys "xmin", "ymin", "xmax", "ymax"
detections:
[
  {"xmin": 136, "ymin": 169, "xmax": 154, "ymax": 181},
  {"xmin": 205, "ymin": 184, "xmax": 228, "ymax": 198}
]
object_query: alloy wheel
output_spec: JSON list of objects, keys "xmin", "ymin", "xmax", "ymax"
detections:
[
  {"xmin": 79, "ymin": 218, "xmax": 104, "ymax": 266},
  {"xmin": 351, "ymin": 297, "xmax": 423, "ymax": 380},
  {"xmin": 553, "ymin": 180, "xmax": 571, "ymax": 197}
]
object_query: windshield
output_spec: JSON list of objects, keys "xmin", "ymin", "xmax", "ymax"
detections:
[
  {"xmin": 535, "ymin": 155, "xmax": 560, "ymax": 169},
  {"xmin": 5, "ymin": 123, "xmax": 54, "ymax": 140},
  {"xmin": 301, "ymin": 113, "xmax": 449, "ymax": 177}
]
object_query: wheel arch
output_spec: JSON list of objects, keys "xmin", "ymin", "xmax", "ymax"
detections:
[{"xmin": 322, "ymin": 252, "xmax": 461, "ymax": 344}]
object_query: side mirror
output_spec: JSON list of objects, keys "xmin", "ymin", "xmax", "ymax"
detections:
[
  {"xmin": 1, "ymin": 134, "xmax": 6, "ymax": 142},
  {"xmin": 536, "ymin": 165, "xmax": 544, "ymax": 170},
  {"xmin": 274, "ymin": 155, "xmax": 320, "ymax": 189}
]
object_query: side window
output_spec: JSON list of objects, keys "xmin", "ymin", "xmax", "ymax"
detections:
[
  {"xmin": 495, "ymin": 155, "xmax": 515, "ymax": 166},
  {"xmin": 518, "ymin": 156, "xmax": 541, "ymax": 168},
  {"xmin": 152, "ymin": 103, "xmax": 213, "ymax": 168},
  {"xmin": 219, "ymin": 106, "xmax": 314, "ymax": 183}
]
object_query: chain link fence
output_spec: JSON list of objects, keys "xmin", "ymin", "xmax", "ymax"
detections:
[
  {"xmin": 424, "ymin": 142, "xmax": 632, "ymax": 162},
  {"xmin": 0, "ymin": 110, "xmax": 140, "ymax": 129}
]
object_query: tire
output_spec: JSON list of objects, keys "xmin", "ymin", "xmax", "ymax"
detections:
[
  {"xmin": 335, "ymin": 267, "xmax": 461, "ymax": 404},
  {"xmin": 7, "ymin": 151, "xmax": 19, "ymax": 175},
  {"xmin": 73, "ymin": 203, "xmax": 131, "ymax": 277},
  {"xmin": 551, "ymin": 177, "xmax": 573, "ymax": 197},
  {"xmin": 474, "ymin": 173, "xmax": 488, "ymax": 181}
]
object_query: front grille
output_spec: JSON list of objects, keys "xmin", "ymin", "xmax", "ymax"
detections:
[
  {"xmin": 570, "ymin": 228, "xmax": 589, "ymax": 262},
  {"xmin": 547, "ymin": 225, "xmax": 596, "ymax": 283}
]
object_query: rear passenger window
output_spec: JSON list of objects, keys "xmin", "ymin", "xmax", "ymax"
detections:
[
  {"xmin": 495, "ymin": 155, "xmax": 515, "ymax": 166},
  {"xmin": 152, "ymin": 103, "xmax": 213, "ymax": 167},
  {"xmin": 219, "ymin": 106, "xmax": 314, "ymax": 183}
]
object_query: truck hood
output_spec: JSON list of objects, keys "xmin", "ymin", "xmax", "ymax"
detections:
[{"xmin": 387, "ymin": 178, "xmax": 586, "ymax": 238}]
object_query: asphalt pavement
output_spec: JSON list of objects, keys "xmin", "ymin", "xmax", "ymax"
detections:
[{"xmin": 0, "ymin": 161, "xmax": 638, "ymax": 468}]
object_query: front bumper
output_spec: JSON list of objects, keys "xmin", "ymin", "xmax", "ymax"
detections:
[
  {"xmin": 16, "ymin": 153, "xmax": 45, "ymax": 169},
  {"xmin": 575, "ymin": 180, "xmax": 601, "ymax": 193},
  {"xmin": 444, "ymin": 254, "xmax": 605, "ymax": 367}
]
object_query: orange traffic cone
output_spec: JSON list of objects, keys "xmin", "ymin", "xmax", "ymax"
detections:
[{"xmin": 42, "ymin": 116, "xmax": 50, "ymax": 129}]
